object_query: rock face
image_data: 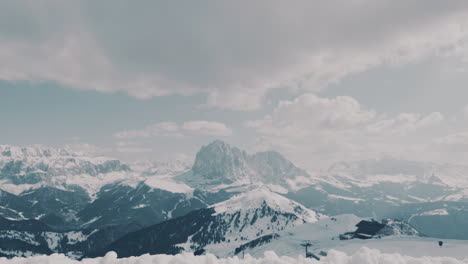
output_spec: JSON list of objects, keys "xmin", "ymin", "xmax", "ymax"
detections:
[
  {"xmin": 182, "ymin": 140, "xmax": 309, "ymax": 189},
  {"xmin": 191, "ymin": 140, "xmax": 254, "ymax": 186},
  {"xmin": 250, "ymin": 151, "xmax": 308, "ymax": 183}
]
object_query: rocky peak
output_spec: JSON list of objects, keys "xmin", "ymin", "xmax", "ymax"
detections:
[
  {"xmin": 188, "ymin": 141, "xmax": 309, "ymax": 189},
  {"xmin": 191, "ymin": 141, "xmax": 253, "ymax": 185},
  {"xmin": 250, "ymin": 151, "xmax": 308, "ymax": 182}
]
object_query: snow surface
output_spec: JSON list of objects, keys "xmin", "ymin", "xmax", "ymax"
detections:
[
  {"xmin": 143, "ymin": 175, "xmax": 194, "ymax": 193},
  {"xmin": 334, "ymin": 238, "xmax": 468, "ymax": 259},
  {"xmin": 211, "ymin": 188, "xmax": 320, "ymax": 223},
  {"xmin": 173, "ymin": 188, "xmax": 322, "ymax": 257},
  {"xmin": 1, "ymin": 247, "xmax": 467, "ymax": 263},
  {"xmin": 233, "ymin": 214, "xmax": 467, "ymax": 261},
  {"xmin": 241, "ymin": 214, "xmax": 362, "ymax": 257}
]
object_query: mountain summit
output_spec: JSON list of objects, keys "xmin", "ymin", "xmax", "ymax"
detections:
[{"xmin": 179, "ymin": 140, "xmax": 309, "ymax": 190}]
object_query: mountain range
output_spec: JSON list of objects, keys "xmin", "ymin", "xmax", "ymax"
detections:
[{"xmin": 0, "ymin": 140, "xmax": 468, "ymax": 258}]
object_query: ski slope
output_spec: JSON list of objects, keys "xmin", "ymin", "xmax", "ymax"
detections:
[{"xmin": 241, "ymin": 214, "xmax": 468, "ymax": 259}]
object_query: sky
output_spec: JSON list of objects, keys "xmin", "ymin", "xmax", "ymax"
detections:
[{"xmin": 2, "ymin": 0, "xmax": 468, "ymax": 171}]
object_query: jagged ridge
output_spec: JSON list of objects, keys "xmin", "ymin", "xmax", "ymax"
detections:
[{"xmin": 181, "ymin": 140, "xmax": 309, "ymax": 190}]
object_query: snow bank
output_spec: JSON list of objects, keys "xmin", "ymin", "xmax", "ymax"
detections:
[{"xmin": 2, "ymin": 248, "xmax": 467, "ymax": 264}]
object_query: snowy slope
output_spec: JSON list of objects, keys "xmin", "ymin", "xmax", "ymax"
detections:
[
  {"xmin": 238, "ymin": 214, "xmax": 362, "ymax": 257},
  {"xmin": 97, "ymin": 188, "xmax": 322, "ymax": 258},
  {"xmin": 239, "ymin": 214, "xmax": 431, "ymax": 259},
  {"xmin": 199, "ymin": 189, "xmax": 322, "ymax": 256},
  {"xmin": 212, "ymin": 188, "xmax": 319, "ymax": 223}
]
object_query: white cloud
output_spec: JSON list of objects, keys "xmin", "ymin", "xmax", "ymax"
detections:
[
  {"xmin": 116, "ymin": 147, "xmax": 153, "ymax": 154},
  {"xmin": 63, "ymin": 143, "xmax": 110, "ymax": 156},
  {"xmin": 114, "ymin": 122, "xmax": 182, "ymax": 139},
  {"xmin": 247, "ymin": 94, "xmax": 375, "ymax": 138},
  {"xmin": 113, "ymin": 141, "xmax": 153, "ymax": 154},
  {"xmin": 2, "ymin": 247, "xmax": 466, "ymax": 264},
  {"xmin": 463, "ymin": 104, "xmax": 468, "ymax": 118},
  {"xmin": 2, "ymin": 1, "xmax": 468, "ymax": 109},
  {"xmin": 182, "ymin": 121, "xmax": 233, "ymax": 137},
  {"xmin": 114, "ymin": 121, "xmax": 232, "ymax": 139},
  {"xmin": 367, "ymin": 112, "xmax": 444, "ymax": 135},
  {"xmin": 247, "ymin": 94, "xmax": 447, "ymax": 169},
  {"xmin": 433, "ymin": 132, "xmax": 468, "ymax": 152}
]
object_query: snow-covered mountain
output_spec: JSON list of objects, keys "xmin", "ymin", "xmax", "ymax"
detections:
[
  {"xmin": 202, "ymin": 188, "xmax": 321, "ymax": 256},
  {"xmin": 2, "ymin": 141, "xmax": 468, "ymax": 260},
  {"xmin": 93, "ymin": 188, "xmax": 321, "ymax": 258},
  {"xmin": 281, "ymin": 157, "xmax": 468, "ymax": 240},
  {"xmin": 177, "ymin": 140, "xmax": 309, "ymax": 191},
  {"xmin": 294, "ymin": 156, "xmax": 468, "ymax": 210},
  {"xmin": 175, "ymin": 142, "xmax": 468, "ymax": 205},
  {"xmin": 0, "ymin": 145, "xmax": 133, "ymax": 196},
  {"xmin": 76, "ymin": 181, "xmax": 232, "ymax": 230},
  {"xmin": 325, "ymin": 156, "xmax": 468, "ymax": 189},
  {"xmin": 0, "ymin": 144, "xmax": 223, "ymax": 232}
]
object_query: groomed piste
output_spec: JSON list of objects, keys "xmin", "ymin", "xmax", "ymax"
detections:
[{"xmin": 2, "ymin": 247, "xmax": 467, "ymax": 264}]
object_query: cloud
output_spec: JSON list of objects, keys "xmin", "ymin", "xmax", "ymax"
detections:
[
  {"xmin": 181, "ymin": 121, "xmax": 233, "ymax": 137},
  {"xmin": 247, "ymin": 94, "xmax": 446, "ymax": 169},
  {"xmin": 433, "ymin": 132, "xmax": 468, "ymax": 152},
  {"xmin": 114, "ymin": 141, "xmax": 153, "ymax": 154},
  {"xmin": 114, "ymin": 121, "xmax": 232, "ymax": 139},
  {"xmin": 463, "ymin": 104, "xmax": 468, "ymax": 118},
  {"xmin": 367, "ymin": 112, "xmax": 444, "ymax": 135},
  {"xmin": 63, "ymin": 143, "xmax": 110, "ymax": 156},
  {"xmin": 2, "ymin": 1, "xmax": 468, "ymax": 109},
  {"xmin": 116, "ymin": 147, "xmax": 153, "ymax": 154},
  {"xmin": 247, "ymin": 94, "xmax": 375, "ymax": 138},
  {"xmin": 1, "ymin": 247, "xmax": 466, "ymax": 264},
  {"xmin": 114, "ymin": 122, "xmax": 182, "ymax": 139},
  {"xmin": 246, "ymin": 94, "xmax": 376, "ymax": 167}
]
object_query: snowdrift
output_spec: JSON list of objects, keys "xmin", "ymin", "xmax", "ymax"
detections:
[{"xmin": 2, "ymin": 247, "xmax": 467, "ymax": 264}]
